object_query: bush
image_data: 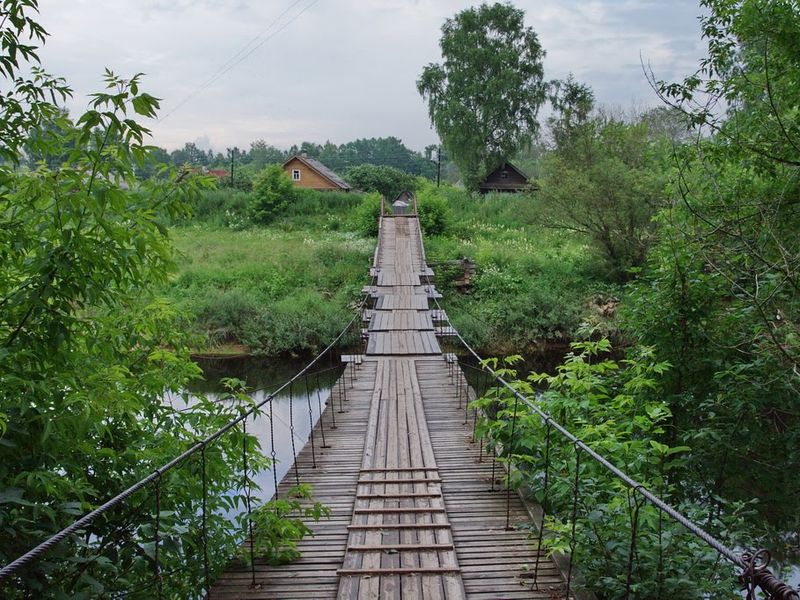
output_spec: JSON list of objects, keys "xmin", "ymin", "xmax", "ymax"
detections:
[
  {"xmin": 472, "ymin": 344, "xmax": 747, "ymax": 598},
  {"xmin": 193, "ymin": 288, "xmax": 261, "ymax": 344},
  {"xmin": 352, "ymin": 193, "xmax": 383, "ymax": 236},
  {"xmin": 344, "ymin": 163, "xmax": 417, "ymax": 199},
  {"xmin": 250, "ymin": 164, "xmax": 297, "ymax": 224},
  {"xmin": 244, "ymin": 484, "xmax": 330, "ymax": 565},
  {"xmin": 416, "ymin": 188, "xmax": 450, "ymax": 235},
  {"xmin": 218, "ymin": 168, "xmax": 253, "ymax": 192}
]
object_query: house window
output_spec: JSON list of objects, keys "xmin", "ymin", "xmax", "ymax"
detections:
[
  {"xmin": 292, "ymin": 169, "xmax": 301, "ymax": 181},
  {"xmin": 500, "ymin": 171, "xmax": 509, "ymax": 179}
]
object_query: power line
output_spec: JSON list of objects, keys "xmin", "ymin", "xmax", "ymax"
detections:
[
  {"xmin": 201, "ymin": 0, "xmax": 306, "ymax": 84},
  {"xmin": 159, "ymin": 0, "xmax": 320, "ymax": 122}
]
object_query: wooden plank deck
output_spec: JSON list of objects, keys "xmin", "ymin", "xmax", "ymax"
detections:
[
  {"xmin": 416, "ymin": 358, "xmax": 570, "ymax": 599},
  {"xmin": 336, "ymin": 358, "xmax": 464, "ymax": 599},
  {"xmin": 368, "ymin": 310, "xmax": 433, "ymax": 332},
  {"xmin": 211, "ymin": 213, "xmax": 568, "ymax": 599}
]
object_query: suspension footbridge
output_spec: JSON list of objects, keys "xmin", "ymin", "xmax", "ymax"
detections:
[
  {"xmin": 210, "ymin": 204, "xmax": 564, "ymax": 599},
  {"xmin": 0, "ymin": 198, "xmax": 796, "ymax": 599}
]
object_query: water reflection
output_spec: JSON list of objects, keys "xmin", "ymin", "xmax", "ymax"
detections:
[{"xmin": 172, "ymin": 356, "xmax": 341, "ymax": 504}]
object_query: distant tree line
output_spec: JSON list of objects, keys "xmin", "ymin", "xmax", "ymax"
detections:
[{"xmin": 147, "ymin": 136, "xmax": 441, "ymax": 181}]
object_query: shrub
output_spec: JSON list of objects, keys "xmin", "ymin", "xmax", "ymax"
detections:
[
  {"xmin": 193, "ymin": 288, "xmax": 261, "ymax": 343},
  {"xmin": 416, "ymin": 190, "xmax": 450, "ymax": 235},
  {"xmin": 244, "ymin": 484, "xmax": 330, "ymax": 565},
  {"xmin": 352, "ymin": 193, "xmax": 383, "ymax": 236},
  {"xmin": 218, "ymin": 168, "xmax": 253, "ymax": 192},
  {"xmin": 472, "ymin": 344, "xmax": 747, "ymax": 598},
  {"xmin": 250, "ymin": 164, "xmax": 297, "ymax": 224}
]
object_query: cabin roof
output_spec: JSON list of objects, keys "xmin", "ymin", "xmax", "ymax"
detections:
[
  {"xmin": 283, "ymin": 154, "xmax": 351, "ymax": 190},
  {"xmin": 483, "ymin": 161, "xmax": 529, "ymax": 181},
  {"xmin": 497, "ymin": 161, "xmax": 528, "ymax": 181},
  {"xmin": 479, "ymin": 161, "xmax": 531, "ymax": 191}
]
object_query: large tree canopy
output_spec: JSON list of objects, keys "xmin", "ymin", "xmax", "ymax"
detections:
[
  {"xmin": 623, "ymin": 0, "xmax": 800, "ymax": 528},
  {"xmin": 344, "ymin": 163, "xmax": 417, "ymax": 199},
  {"xmin": 0, "ymin": 2, "xmax": 260, "ymax": 595},
  {"xmin": 538, "ymin": 77, "xmax": 668, "ymax": 280},
  {"xmin": 417, "ymin": 2, "xmax": 546, "ymax": 191}
]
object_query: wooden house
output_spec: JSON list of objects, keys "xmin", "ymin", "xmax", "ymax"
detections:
[
  {"xmin": 206, "ymin": 168, "xmax": 230, "ymax": 179},
  {"xmin": 479, "ymin": 162, "xmax": 531, "ymax": 194},
  {"xmin": 282, "ymin": 154, "xmax": 351, "ymax": 191}
]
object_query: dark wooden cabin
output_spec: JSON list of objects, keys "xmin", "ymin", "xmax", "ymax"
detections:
[{"xmin": 479, "ymin": 162, "xmax": 530, "ymax": 194}]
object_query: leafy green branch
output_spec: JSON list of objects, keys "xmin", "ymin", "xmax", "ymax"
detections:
[
  {"xmin": 244, "ymin": 484, "xmax": 331, "ymax": 566},
  {"xmin": 471, "ymin": 341, "xmax": 752, "ymax": 598}
]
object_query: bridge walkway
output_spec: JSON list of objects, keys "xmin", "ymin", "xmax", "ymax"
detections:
[{"xmin": 211, "ymin": 212, "xmax": 567, "ymax": 599}]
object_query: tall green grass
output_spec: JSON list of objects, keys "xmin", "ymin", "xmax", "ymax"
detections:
[
  {"xmin": 183, "ymin": 187, "xmax": 368, "ymax": 231},
  {"xmin": 420, "ymin": 182, "xmax": 617, "ymax": 355},
  {"xmin": 166, "ymin": 227, "xmax": 372, "ymax": 355},
  {"xmin": 167, "ymin": 184, "xmax": 614, "ymax": 357}
]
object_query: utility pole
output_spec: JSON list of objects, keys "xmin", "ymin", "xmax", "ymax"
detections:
[
  {"xmin": 228, "ymin": 147, "xmax": 236, "ymax": 187},
  {"xmin": 436, "ymin": 146, "xmax": 441, "ymax": 188}
]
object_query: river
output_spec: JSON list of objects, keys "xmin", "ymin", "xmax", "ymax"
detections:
[{"xmin": 167, "ymin": 355, "xmax": 340, "ymax": 504}]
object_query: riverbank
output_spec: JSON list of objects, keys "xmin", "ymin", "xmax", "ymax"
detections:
[{"xmin": 165, "ymin": 185, "xmax": 617, "ymax": 359}]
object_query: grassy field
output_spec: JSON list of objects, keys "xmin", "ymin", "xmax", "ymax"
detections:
[
  {"xmin": 167, "ymin": 226, "xmax": 372, "ymax": 356},
  {"xmin": 164, "ymin": 184, "xmax": 615, "ymax": 357},
  {"xmin": 420, "ymin": 185, "xmax": 616, "ymax": 355}
]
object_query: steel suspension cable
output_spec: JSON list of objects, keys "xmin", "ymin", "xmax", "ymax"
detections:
[{"xmin": 433, "ymin": 295, "xmax": 799, "ymax": 599}]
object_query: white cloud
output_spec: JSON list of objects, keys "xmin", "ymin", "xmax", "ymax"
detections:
[{"xmin": 36, "ymin": 0, "xmax": 706, "ymax": 152}]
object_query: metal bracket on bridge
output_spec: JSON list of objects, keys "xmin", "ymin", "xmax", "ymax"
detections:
[{"xmin": 739, "ymin": 550, "xmax": 800, "ymax": 600}]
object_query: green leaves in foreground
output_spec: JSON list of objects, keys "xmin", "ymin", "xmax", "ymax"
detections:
[
  {"xmin": 1, "ymin": 3, "xmax": 263, "ymax": 596},
  {"xmin": 472, "ymin": 341, "xmax": 751, "ymax": 599},
  {"xmin": 245, "ymin": 484, "xmax": 330, "ymax": 566}
]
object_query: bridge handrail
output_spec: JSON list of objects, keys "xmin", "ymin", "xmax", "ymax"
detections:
[
  {"xmin": 435, "ymin": 297, "xmax": 799, "ymax": 599},
  {"xmin": 407, "ymin": 198, "xmax": 429, "ymax": 275},
  {"xmin": 0, "ymin": 292, "xmax": 370, "ymax": 585},
  {"xmin": 372, "ymin": 197, "xmax": 385, "ymax": 270}
]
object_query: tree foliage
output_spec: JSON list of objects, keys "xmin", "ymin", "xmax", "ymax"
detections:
[
  {"xmin": 622, "ymin": 0, "xmax": 800, "ymax": 530},
  {"xmin": 352, "ymin": 193, "xmax": 383, "ymax": 237},
  {"xmin": 473, "ymin": 345, "xmax": 750, "ymax": 598},
  {"xmin": 245, "ymin": 484, "xmax": 330, "ymax": 566},
  {"xmin": 418, "ymin": 2, "xmax": 547, "ymax": 190},
  {"xmin": 343, "ymin": 163, "xmax": 417, "ymax": 199},
  {"xmin": 247, "ymin": 139, "xmax": 286, "ymax": 170},
  {"xmin": 0, "ymin": 3, "xmax": 268, "ymax": 596},
  {"xmin": 546, "ymin": 74, "xmax": 595, "ymax": 151},
  {"xmin": 250, "ymin": 164, "xmax": 297, "ymax": 224},
  {"xmin": 539, "ymin": 79, "xmax": 668, "ymax": 280},
  {"xmin": 292, "ymin": 137, "xmax": 436, "ymax": 178},
  {"xmin": 415, "ymin": 180, "xmax": 451, "ymax": 236}
]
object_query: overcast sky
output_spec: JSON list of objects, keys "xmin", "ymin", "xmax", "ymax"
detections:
[{"xmin": 36, "ymin": 0, "xmax": 707, "ymax": 153}]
